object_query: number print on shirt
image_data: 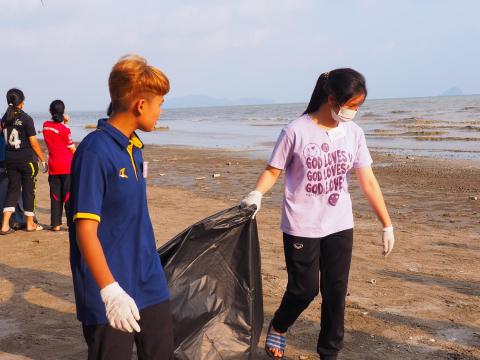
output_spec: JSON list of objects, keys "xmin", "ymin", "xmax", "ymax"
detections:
[{"xmin": 6, "ymin": 129, "xmax": 22, "ymax": 149}]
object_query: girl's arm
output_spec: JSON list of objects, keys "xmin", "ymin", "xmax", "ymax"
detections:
[
  {"xmin": 255, "ymin": 165, "xmax": 282, "ymax": 194},
  {"xmin": 355, "ymin": 166, "xmax": 395, "ymax": 256},
  {"xmin": 355, "ymin": 166, "xmax": 391, "ymax": 227},
  {"xmin": 240, "ymin": 165, "xmax": 282, "ymax": 217},
  {"xmin": 28, "ymin": 136, "xmax": 47, "ymax": 163}
]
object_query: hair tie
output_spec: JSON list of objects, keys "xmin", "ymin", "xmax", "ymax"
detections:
[
  {"xmin": 8, "ymin": 103, "xmax": 13, "ymax": 106},
  {"xmin": 322, "ymin": 72, "xmax": 330, "ymax": 79}
]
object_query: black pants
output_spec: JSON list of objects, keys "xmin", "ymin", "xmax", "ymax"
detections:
[
  {"xmin": 48, "ymin": 174, "xmax": 71, "ymax": 227},
  {"xmin": 82, "ymin": 301, "xmax": 174, "ymax": 360},
  {"xmin": 271, "ymin": 229, "xmax": 353, "ymax": 359},
  {"xmin": 3, "ymin": 159, "xmax": 38, "ymax": 215}
]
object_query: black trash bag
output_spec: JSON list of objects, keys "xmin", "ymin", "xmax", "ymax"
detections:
[{"xmin": 158, "ymin": 205, "xmax": 264, "ymax": 360}]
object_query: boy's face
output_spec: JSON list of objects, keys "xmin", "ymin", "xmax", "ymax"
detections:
[{"xmin": 136, "ymin": 95, "xmax": 164, "ymax": 132}]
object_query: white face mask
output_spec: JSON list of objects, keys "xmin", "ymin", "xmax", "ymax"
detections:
[{"xmin": 331, "ymin": 107, "xmax": 357, "ymax": 122}]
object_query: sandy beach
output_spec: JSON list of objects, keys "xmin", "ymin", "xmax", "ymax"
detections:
[{"xmin": 0, "ymin": 145, "xmax": 479, "ymax": 360}]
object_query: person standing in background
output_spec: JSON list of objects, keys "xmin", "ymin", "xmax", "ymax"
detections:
[
  {"xmin": 43, "ymin": 100, "xmax": 76, "ymax": 231},
  {"xmin": 0, "ymin": 88, "xmax": 47, "ymax": 234}
]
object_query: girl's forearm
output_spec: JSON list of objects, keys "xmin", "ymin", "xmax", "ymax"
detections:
[
  {"xmin": 363, "ymin": 180, "xmax": 392, "ymax": 227},
  {"xmin": 255, "ymin": 167, "xmax": 281, "ymax": 194}
]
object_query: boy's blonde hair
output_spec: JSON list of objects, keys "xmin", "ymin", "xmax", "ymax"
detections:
[{"xmin": 109, "ymin": 54, "xmax": 170, "ymax": 113}]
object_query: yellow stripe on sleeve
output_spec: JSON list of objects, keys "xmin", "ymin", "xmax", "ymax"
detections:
[{"xmin": 73, "ymin": 212, "xmax": 101, "ymax": 222}]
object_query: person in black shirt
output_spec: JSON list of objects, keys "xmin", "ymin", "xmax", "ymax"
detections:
[{"xmin": 0, "ymin": 88, "xmax": 47, "ymax": 234}]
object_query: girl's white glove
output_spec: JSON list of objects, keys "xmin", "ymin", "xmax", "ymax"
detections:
[
  {"xmin": 382, "ymin": 226, "xmax": 395, "ymax": 257},
  {"xmin": 100, "ymin": 282, "xmax": 141, "ymax": 333},
  {"xmin": 240, "ymin": 190, "xmax": 262, "ymax": 219}
]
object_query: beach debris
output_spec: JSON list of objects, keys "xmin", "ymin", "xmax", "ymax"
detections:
[
  {"xmin": 154, "ymin": 125, "xmax": 170, "ymax": 131},
  {"xmin": 226, "ymin": 161, "xmax": 232, "ymax": 166},
  {"xmin": 469, "ymin": 196, "xmax": 478, "ymax": 200},
  {"xmin": 299, "ymin": 356, "xmax": 308, "ymax": 360},
  {"xmin": 159, "ymin": 173, "xmax": 165, "ymax": 177},
  {"xmin": 406, "ymin": 155, "xmax": 415, "ymax": 160},
  {"xmin": 407, "ymin": 266, "xmax": 419, "ymax": 272},
  {"xmin": 32, "ymin": 239, "xmax": 40, "ymax": 243},
  {"xmin": 429, "ymin": 338, "xmax": 435, "ymax": 343},
  {"xmin": 84, "ymin": 124, "xmax": 97, "ymax": 129},
  {"xmin": 212, "ymin": 173, "xmax": 221, "ymax": 178},
  {"xmin": 362, "ymin": 311, "xmax": 369, "ymax": 315},
  {"xmin": 195, "ymin": 176, "xmax": 206, "ymax": 180},
  {"xmin": 368, "ymin": 279, "xmax": 377, "ymax": 285}
]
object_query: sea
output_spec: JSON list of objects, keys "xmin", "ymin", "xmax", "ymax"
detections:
[{"xmin": 29, "ymin": 95, "xmax": 480, "ymax": 160}]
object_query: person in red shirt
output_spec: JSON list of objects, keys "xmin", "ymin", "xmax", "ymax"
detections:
[{"xmin": 43, "ymin": 100, "xmax": 75, "ymax": 231}]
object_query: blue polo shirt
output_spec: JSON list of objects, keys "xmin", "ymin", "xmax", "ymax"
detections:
[{"xmin": 68, "ymin": 118, "xmax": 169, "ymax": 325}]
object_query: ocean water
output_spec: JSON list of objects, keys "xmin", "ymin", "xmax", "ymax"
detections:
[{"xmin": 30, "ymin": 95, "xmax": 480, "ymax": 160}]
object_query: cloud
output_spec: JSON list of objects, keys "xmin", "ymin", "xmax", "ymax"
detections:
[{"xmin": 0, "ymin": 0, "xmax": 479, "ymax": 110}]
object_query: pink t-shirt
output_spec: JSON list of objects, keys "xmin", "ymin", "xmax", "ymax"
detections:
[{"xmin": 268, "ymin": 115, "xmax": 373, "ymax": 238}]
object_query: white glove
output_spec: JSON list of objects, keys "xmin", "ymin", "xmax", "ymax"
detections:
[
  {"xmin": 41, "ymin": 161, "xmax": 48, "ymax": 173},
  {"xmin": 100, "ymin": 282, "xmax": 141, "ymax": 333},
  {"xmin": 382, "ymin": 226, "xmax": 395, "ymax": 257},
  {"xmin": 240, "ymin": 190, "xmax": 262, "ymax": 219}
]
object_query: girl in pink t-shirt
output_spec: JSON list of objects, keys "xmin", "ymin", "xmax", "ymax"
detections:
[{"xmin": 241, "ymin": 68, "xmax": 394, "ymax": 360}]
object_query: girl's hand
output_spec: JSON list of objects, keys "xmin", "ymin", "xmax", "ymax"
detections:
[
  {"xmin": 382, "ymin": 226, "xmax": 395, "ymax": 256},
  {"xmin": 240, "ymin": 190, "xmax": 262, "ymax": 219},
  {"xmin": 41, "ymin": 161, "xmax": 48, "ymax": 173}
]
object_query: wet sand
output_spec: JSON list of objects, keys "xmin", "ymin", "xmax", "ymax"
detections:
[{"xmin": 0, "ymin": 145, "xmax": 479, "ymax": 359}]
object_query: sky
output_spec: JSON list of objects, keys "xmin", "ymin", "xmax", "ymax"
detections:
[{"xmin": 1, "ymin": 0, "xmax": 479, "ymax": 111}]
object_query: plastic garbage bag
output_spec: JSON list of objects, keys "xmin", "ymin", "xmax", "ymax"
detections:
[{"xmin": 158, "ymin": 205, "xmax": 264, "ymax": 360}]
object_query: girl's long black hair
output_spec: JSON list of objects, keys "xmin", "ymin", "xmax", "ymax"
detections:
[
  {"xmin": 303, "ymin": 68, "xmax": 367, "ymax": 114},
  {"xmin": 50, "ymin": 100, "xmax": 66, "ymax": 123},
  {"xmin": 2, "ymin": 88, "xmax": 25, "ymax": 126}
]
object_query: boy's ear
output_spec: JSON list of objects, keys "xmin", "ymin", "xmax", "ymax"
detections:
[{"xmin": 133, "ymin": 98, "xmax": 146, "ymax": 116}]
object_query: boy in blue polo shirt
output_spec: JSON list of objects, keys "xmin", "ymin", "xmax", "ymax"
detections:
[{"xmin": 68, "ymin": 55, "xmax": 173, "ymax": 359}]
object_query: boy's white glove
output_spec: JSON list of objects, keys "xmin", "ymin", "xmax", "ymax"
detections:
[
  {"xmin": 100, "ymin": 282, "xmax": 141, "ymax": 333},
  {"xmin": 240, "ymin": 190, "xmax": 262, "ymax": 219},
  {"xmin": 382, "ymin": 226, "xmax": 395, "ymax": 257}
]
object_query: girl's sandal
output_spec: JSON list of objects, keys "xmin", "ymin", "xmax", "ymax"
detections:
[
  {"xmin": 265, "ymin": 321, "xmax": 286, "ymax": 359},
  {"xmin": 0, "ymin": 228, "xmax": 15, "ymax": 235},
  {"xmin": 26, "ymin": 224, "xmax": 44, "ymax": 232}
]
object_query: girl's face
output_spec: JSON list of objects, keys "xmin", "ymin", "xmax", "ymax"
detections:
[{"xmin": 328, "ymin": 93, "xmax": 365, "ymax": 111}]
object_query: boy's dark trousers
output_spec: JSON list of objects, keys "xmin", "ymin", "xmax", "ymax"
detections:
[
  {"xmin": 82, "ymin": 300, "xmax": 174, "ymax": 360},
  {"xmin": 271, "ymin": 229, "xmax": 354, "ymax": 360},
  {"xmin": 48, "ymin": 174, "xmax": 71, "ymax": 227}
]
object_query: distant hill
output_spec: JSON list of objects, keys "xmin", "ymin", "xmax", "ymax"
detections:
[
  {"xmin": 439, "ymin": 87, "xmax": 464, "ymax": 96},
  {"xmin": 165, "ymin": 95, "xmax": 275, "ymax": 109}
]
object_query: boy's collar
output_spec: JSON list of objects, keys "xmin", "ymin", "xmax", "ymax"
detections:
[{"xmin": 97, "ymin": 118, "xmax": 144, "ymax": 149}]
